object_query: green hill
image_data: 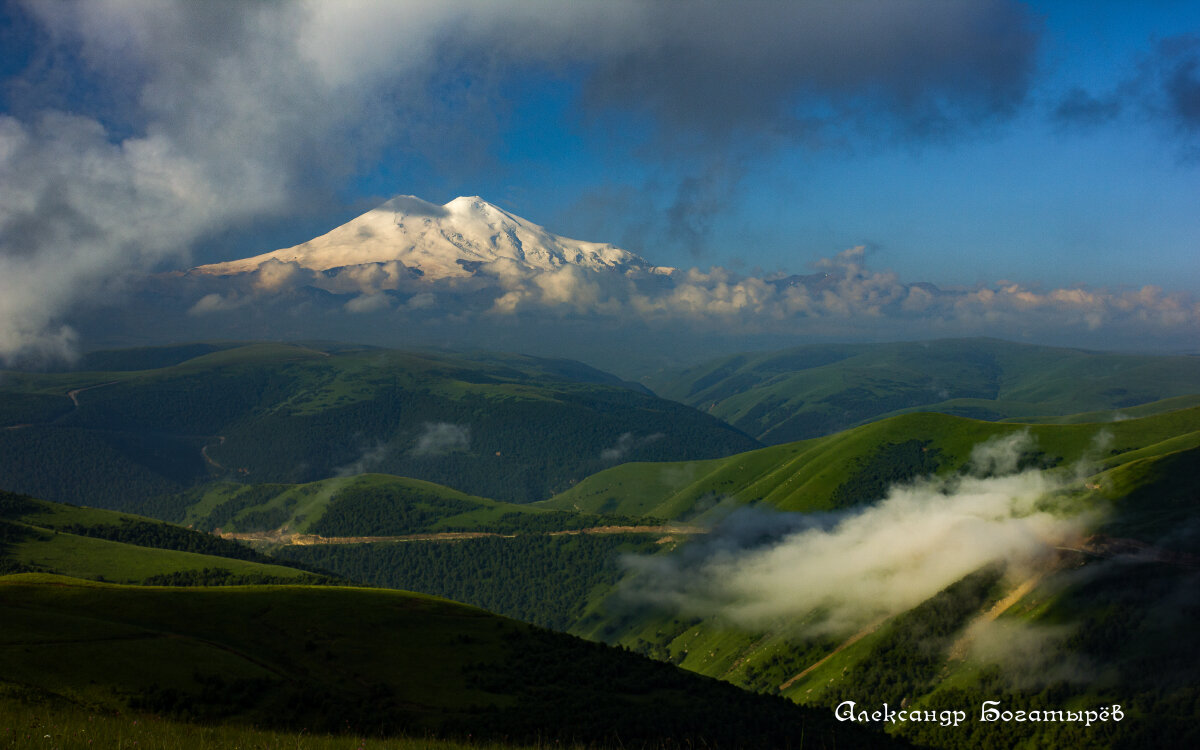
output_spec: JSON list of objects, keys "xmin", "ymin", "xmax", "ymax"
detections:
[
  {"xmin": 645, "ymin": 338, "xmax": 1200, "ymax": 443},
  {"xmin": 0, "ymin": 574, "xmax": 898, "ymax": 748},
  {"xmin": 542, "ymin": 405, "xmax": 1200, "ymax": 520},
  {"xmin": 274, "ymin": 404, "xmax": 1200, "ymax": 748},
  {"xmin": 0, "ymin": 490, "xmax": 327, "ymax": 585},
  {"xmin": 152, "ymin": 472, "xmax": 652, "ymax": 537},
  {"xmin": 549, "ymin": 411, "xmax": 1200, "ymax": 748},
  {"xmin": 277, "ymin": 406, "xmax": 1199, "ymax": 650},
  {"xmin": 4, "ymin": 338, "xmax": 1198, "ymax": 748},
  {"xmin": 0, "ymin": 342, "xmax": 759, "ymax": 510},
  {"xmin": 1, "ymin": 488, "xmax": 900, "ymax": 747}
]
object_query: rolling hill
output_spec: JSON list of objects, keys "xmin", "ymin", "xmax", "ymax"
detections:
[
  {"xmin": 5, "ymin": 336, "xmax": 1199, "ymax": 748},
  {"xmin": 541, "ymin": 405, "xmax": 1200, "ymax": 520},
  {"xmin": 280, "ymin": 402, "xmax": 1199, "ymax": 748},
  {"xmin": 644, "ymin": 338, "xmax": 1200, "ymax": 443},
  {"xmin": 0, "ymin": 490, "xmax": 328, "ymax": 585},
  {"xmin": 0, "ymin": 487, "xmax": 898, "ymax": 747},
  {"xmin": 150, "ymin": 472, "xmax": 655, "ymax": 537},
  {"xmin": 0, "ymin": 342, "xmax": 759, "ymax": 509},
  {"xmin": 550, "ymin": 407, "xmax": 1200, "ymax": 748},
  {"xmin": 0, "ymin": 574, "xmax": 899, "ymax": 748}
]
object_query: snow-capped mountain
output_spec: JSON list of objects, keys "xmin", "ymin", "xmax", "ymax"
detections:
[{"xmin": 193, "ymin": 195, "xmax": 670, "ymax": 280}]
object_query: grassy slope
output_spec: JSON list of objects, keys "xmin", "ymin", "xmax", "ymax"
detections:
[
  {"xmin": 543, "ymin": 406, "xmax": 1200, "ymax": 520},
  {"xmin": 6, "ymin": 532, "xmax": 315, "ymax": 584},
  {"xmin": 0, "ymin": 697, "xmax": 549, "ymax": 750},
  {"xmin": 0, "ymin": 492, "xmax": 320, "ymax": 584},
  {"xmin": 167, "ymin": 473, "xmax": 617, "ymax": 535},
  {"xmin": 889, "ymin": 445, "xmax": 1200, "ymax": 749},
  {"xmin": 558, "ymin": 417, "xmax": 1200, "ymax": 748},
  {"xmin": 0, "ymin": 574, "xmax": 898, "ymax": 748},
  {"xmin": 645, "ymin": 338, "xmax": 1200, "ymax": 443},
  {"xmin": 0, "ymin": 342, "xmax": 759, "ymax": 509}
]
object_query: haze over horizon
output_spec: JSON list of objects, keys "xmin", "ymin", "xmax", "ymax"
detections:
[{"xmin": 2, "ymin": 0, "xmax": 1199, "ymax": 364}]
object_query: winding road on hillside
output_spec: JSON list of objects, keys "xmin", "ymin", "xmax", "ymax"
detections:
[
  {"xmin": 65, "ymin": 380, "xmax": 121, "ymax": 408},
  {"xmin": 219, "ymin": 524, "xmax": 708, "ymax": 545},
  {"xmin": 201, "ymin": 435, "xmax": 227, "ymax": 470},
  {"xmin": 778, "ymin": 616, "xmax": 889, "ymax": 692}
]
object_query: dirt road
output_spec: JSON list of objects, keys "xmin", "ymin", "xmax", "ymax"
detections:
[
  {"xmin": 778, "ymin": 616, "xmax": 889, "ymax": 692},
  {"xmin": 220, "ymin": 524, "xmax": 707, "ymax": 545}
]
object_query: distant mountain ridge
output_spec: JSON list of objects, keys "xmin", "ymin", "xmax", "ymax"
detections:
[
  {"xmin": 193, "ymin": 195, "xmax": 673, "ymax": 280},
  {"xmin": 646, "ymin": 337, "xmax": 1200, "ymax": 443},
  {"xmin": 0, "ymin": 342, "xmax": 759, "ymax": 509}
]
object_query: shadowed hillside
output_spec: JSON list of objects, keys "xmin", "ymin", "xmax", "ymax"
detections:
[
  {"xmin": 645, "ymin": 338, "xmax": 1200, "ymax": 443},
  {"xmin": 0, "ymin": 342, "xmax": 759, "ymax": 509}
]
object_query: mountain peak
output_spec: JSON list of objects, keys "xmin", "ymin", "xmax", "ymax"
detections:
[{"xmin": 192, "ymin": 194, "xmax": 661, "ymax": 280}]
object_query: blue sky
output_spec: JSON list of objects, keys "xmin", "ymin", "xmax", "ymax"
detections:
[
  {"xmin": 410, "ymin": 0, "xmax": 1200, "ymax": 291},
  {"xmin": 299, "ymin": 0, "xmax": 1199, "ymax": 291},
  {"xmin": 1, "ymin": 0, "xmax": 1198, "ymax": 360}
]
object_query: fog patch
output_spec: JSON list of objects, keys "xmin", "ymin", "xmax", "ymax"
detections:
[
  {"xmin": 968, "ymin": 429, "xmax": 1033, "ymax": 476},
  {"xmin": 188, "ymin": 292, "xmax": 245, "ymax": 315},
  {"xmin": 601, "ymin": 431, "xmax": 665, "ymax": 462},
  {"xmin": 344, "ymin": 293, "xmax": 391, "ymax": 314},
  {"xmin": 334, "ymin": 441, "xmax": 391, "ymax": 478},
  {"xmin": 621, "ymin": 433, "xmax": 1101, "ymax": 637},
  {"xmin": 963, "ymin": 618, "xmax": 1095, "ymax": 689},
  {"xmin": 410, "ymin": 422, "xmax": 470, "ymax": 457}
]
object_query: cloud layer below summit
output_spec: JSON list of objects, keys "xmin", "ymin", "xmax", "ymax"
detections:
[{"xmin": 171, "ymin": 199, "xmax": 1199, "ymax": 353}]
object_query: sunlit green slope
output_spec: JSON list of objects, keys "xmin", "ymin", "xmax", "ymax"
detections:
[
  {"xmin": 0, "ymin": 491, "xmax": 325, "ymax": 584},
  {"xmin": 157, "ymin": 472, "xmax": 648, "ymax": 537},
  {"xmin": 542, "ymin": 406, "xmax": 1200, "ymax": 520}
]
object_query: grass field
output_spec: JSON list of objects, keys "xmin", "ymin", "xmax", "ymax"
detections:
[
  {"xmin": 1, "ymin": 492, "xmax": 322, "ymax": 585},
  {"xmin": 171, "ymin": 473, "xmax": 588, "ymax": 536},
  {"xmin": 0, "ymin": 692, "xmax": 592, "ymax": 750}
]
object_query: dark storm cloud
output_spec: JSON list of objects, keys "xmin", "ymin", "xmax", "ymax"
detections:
[
  {"xmin": 570, "ymin": 0, "xmax": 1039, "ymax": 249},
  {"xmin": 1052, "ymin": 35, "xmax": 1200, "ymax": 149},
  {"xmin": 579, "ymin": 0, "xmax": 1039, "ymax": 146},
  {"xmin": 1051, "ymin": 87, "xmax": 1123, "ymax": 129},
  {"xmin": 666, "ymin": 161, "xmax": 744, "ymax": 256},
  {"xmin": 1151, "ymin": 35, "xmax": 1200, "ymax": 134}
]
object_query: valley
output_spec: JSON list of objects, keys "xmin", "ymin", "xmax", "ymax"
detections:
[{"xmin": 2, "ymin": 338, "xmax": 1198, "ymax": 749}]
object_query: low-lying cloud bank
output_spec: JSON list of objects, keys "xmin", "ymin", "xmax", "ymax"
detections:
[
  {"xmin": 170, "ymin": 245, "xmax": 1200, "ymax": 353},
  {"xmin": 619, "ymin": 433, "xmax": 1102, "ymax": 636}
]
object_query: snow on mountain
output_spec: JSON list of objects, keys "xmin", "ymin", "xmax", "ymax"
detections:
[{"xmin": 193, "ymin": 195, "xmax": 671, "ymax": 280}]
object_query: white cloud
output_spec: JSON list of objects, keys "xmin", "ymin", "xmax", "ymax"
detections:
[
  {"xmin": 621, "ymin": 432, "xmax": 1100, "ymax": 636},
  {"xmin": 334, "ymin": 441, "xmax": 391, "ymax": 477},
  {"xmin": 344, "ymin": 293, "xmax": 391, "ymax": 314},
  {"xmin": 410, "ymin": 422, "xmax": 470, "ymax": 457},
  {"xmin": 188, "ymin": 292, "xmax": 243, "ymax": 315},
  {"xmin": 601, "ymin": 432, "xmax": 665, "ymax": 462}
]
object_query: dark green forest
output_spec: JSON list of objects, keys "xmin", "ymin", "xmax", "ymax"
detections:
[
  {"xmin": 278, "ymin": 534, "xmax": 659, "ymax": 631},
  {"xmin": 0, "ymin": 344, "xmax": 760, "ymax": 509}
]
